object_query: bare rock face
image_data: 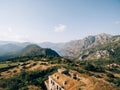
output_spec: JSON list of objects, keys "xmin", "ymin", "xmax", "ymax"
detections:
[
  {"xmin": 39, "ymin": 33, "xmax": 114, "ymax": 60},
  {"xmin": 95, "ymin": 50, "xmax": 110, "ymax": 59},
  {"xmin": 77, "ymin": 35, "xmax": 120, "ymax": 60},
  {"xmin": 58, "ymin": 33, "xmax": 112, "ymax": 59}
]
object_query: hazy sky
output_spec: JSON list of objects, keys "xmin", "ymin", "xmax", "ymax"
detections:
[{"xmin": 0, "ymin": 0, "xmax": 120, "ymax": 43}]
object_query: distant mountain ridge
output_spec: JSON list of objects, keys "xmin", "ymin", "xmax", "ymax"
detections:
[
  {"xmin": 0, "ymin": 42, "xmax": 31, "ymax": 55},
  {"xmin": 39, "ymin": 42, "xmax": 65, "ymax": 55},
  {"xmin": 20, "ymin": 44, "xmax": 59, "ymax": 57},
  {"xmin": 58, "ymin": 33, "xmax": 112, "ymax": 59},
  {"xmin": 39, "ymin": 33, "xmax": 112, "ymax": 59},
  {"xmin": 0, "ymin": 42, "xmax": 31, "ymax": 60},
  {"xmin": 0, "ymin": 33, "xmax": 119, "ymax": 61},
  {"xmin": 0, "ymin": 44, "xmax": 59, "ymax": 61}
]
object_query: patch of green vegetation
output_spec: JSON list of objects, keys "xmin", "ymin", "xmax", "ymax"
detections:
[
  {"xmin": 0, "ymin": 62, "xmax": 18, "ymax": 68},
  {"xmin": 0, "ymin": 64, "xmax": 9, "ymax": 68},
  {"xmin": 0, "ymin": 66, "xmax": 61, "ymax": 90},
  {"xmin": 0, "ymin": 62, "xmax": 18, "ymax": 72},
  {"xmin": 0, "ymin": 54, "xmax": 120, "ymax": 89},
  {"xmin": 113, "ymin": 77, "xmax": 120, "ymax": 87}
]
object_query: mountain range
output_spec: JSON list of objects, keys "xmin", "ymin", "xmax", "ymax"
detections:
[
  {"xmin": 77, "ymin": 35, "xmax": 120, "ymax": 60},
  {"xmin": 0, "ymin": 44, "xmax": 59, "ymax": 61},
  {"xmin": 40, "ymin": 33, "xmax": 113, "ymax": 59},
  {"xmin": 0, "ymin": 33, "xmax": 120, "ymax": 61}
]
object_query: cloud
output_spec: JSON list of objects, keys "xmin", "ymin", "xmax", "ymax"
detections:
[
  {"xmin": 54, "ymin": 24, "xmax": 67, "ymax": 32},
  {"xmin": 115, "ymin": 21, "xmax": 120, "ymax": 24}
]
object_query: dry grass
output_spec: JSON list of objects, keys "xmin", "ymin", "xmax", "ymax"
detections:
[
  {"xmin": 27, "ymin": 85, "xmax": 42, "ymax": 90},
  {"xmin": 49, "ymin": 70, "xmax": 117, "ymax": 90},
  {"xmin": 0, "ymin": 60, "xmax": 57, "ymax": 79}
]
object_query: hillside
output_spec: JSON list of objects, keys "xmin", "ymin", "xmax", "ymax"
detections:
[
  {"xmin": 0, "ymin": 36, "xmax": 120, "ymax": 90},
  {"xmin": 40, "ymin": 33, "xmax": 112, "ymax": 59},
  {"xmin": 0, "ymin": 42, "xmax": 31, "ymax": 61},
  {"xmin": 0, "ymin": 55, "xmax": 120, "ymax": 90},
  {"xmin": 20, "ymin": 44, "xmax": 60, "ymax": 57},
  {"xmin": 77, "ymin": 35, "xmax": 120, "ymax": 60},
  {"xmin": 0, "ymin": 44, "xmax": 60, "ymax": 61},
  {"xmin": 0, "ymin": 33, "xmax": 119, "ymax": 60},
  {"xmin": 0, "ymin": 42, "xmax": 31, "ymax": 55},
  {"xmin": 39, "ymin": 42, "xmax": 65, "ymax": 55}
]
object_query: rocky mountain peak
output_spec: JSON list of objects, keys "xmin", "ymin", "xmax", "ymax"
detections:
[{"xmin": 58, "ymin": 33, "xmax": 112, "ymax": 59}]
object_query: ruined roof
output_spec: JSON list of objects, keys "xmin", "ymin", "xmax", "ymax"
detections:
[
  {"xmin": 49, "ymin": 69, "xmax": 117, "ymax": 90},
  {"xmin": 57, "ymin": 68, "xmax": 67, "ymax": 73},
  {"xmin": 50, "ymin": 71, "xmax": 85, "ymax": 90}
]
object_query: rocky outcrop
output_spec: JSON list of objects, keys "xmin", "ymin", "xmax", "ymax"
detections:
[
  {"xmin": 58, "ymin": 33, "xmax": 112, "ymax": 59},
  {"xmin": 77, "ymin": 35, "xmax": 120, "ymax": 60}
]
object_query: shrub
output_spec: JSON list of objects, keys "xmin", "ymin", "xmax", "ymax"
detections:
[
  {"xmin": 106, "ymin": 73, "xmax": 115, "ymax": 78},
  {"xmin": 84, "ymin": 63, "xmax": 96, "ymax": 71},
  {"xmin": 113, "ymin": 78, "xmax": 120, "ymax": 87}
]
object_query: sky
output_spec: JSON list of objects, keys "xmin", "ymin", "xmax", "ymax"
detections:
[{"xmin": 0, "ymin": 0, "xmax": 120, "ymax": 43}]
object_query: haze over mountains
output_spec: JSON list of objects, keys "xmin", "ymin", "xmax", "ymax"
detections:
[
  {"xmin": 40, "ymin": 33, "xmax": 116, "ymax": 59},
  {"xmin": 0, "ymin": 43, "xmax": 59, "ymax": 61},
  {"xmin": 0, "ymin": 33, "xmax": 120, "ymax": 61}
]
